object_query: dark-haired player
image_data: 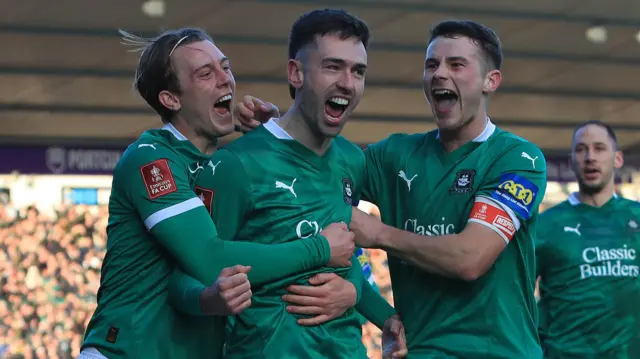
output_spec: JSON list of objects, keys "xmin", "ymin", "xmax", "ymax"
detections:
[
  {"xmin": 237, "ymin": 20, "xmax": 546, "ymax": 359},
  {"xmin": 79, "ymin": 27, "xmax": 355, "ymax": 359},
  {"xmin": 536, "ymin": 120, "xmax": 640, "ymax": 359}
]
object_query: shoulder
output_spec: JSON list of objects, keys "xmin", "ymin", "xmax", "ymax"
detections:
[
  {"xmin": 491, "ymin": 129, "xmax": 545, "ymax": 161},
  {"xmin": 115, "ymin": 133, "xmax": 183, "ymax": 180},
  {"xmin": 334, "ymin": 136, "xmax": 364, "ymax": 162},
  {"xmin": 539, "ymin": 201, "xmax": 572, "ymax": 224}
]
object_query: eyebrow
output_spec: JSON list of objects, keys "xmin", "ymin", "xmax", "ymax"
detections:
[
  {"xmin": 192, "ymin": 56, "xmax": 230, "ymax": 74},
  {"xmin": 322, "ymin": 57, "xmax": 368, "ymax": 71},
  {"xmin": 426, "ymin": 56, "xmax": 469, "ymax": 63}
]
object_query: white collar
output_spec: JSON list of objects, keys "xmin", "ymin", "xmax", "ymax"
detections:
[
  {"xmin": 568, "ymin": 192, "xmax": 618, "ymax": 206},
  {"xmin": 162, "ymin": 123, "xmax": 188, "ymax": 141},
  {"xmin": 263, "ymin": 118, "xmax": 294, "ymax": 140},
  {"xmin": 436, "ymin": 117, "xmax": 496, "ymax": 141}
]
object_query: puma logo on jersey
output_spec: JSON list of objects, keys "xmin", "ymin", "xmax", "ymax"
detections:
[
  {"xmin": 398, "ymin": 170, "xmax": 418, "ymax": 191},
  {"xmin": 275, "ymin": 178, "xmax": 297, "ymax": 198},
  {"xmin": 521, "ymin": 152, "xmax": 538, "ymax": 169},
  {"xmin": 188, "ymin": 163, "xmax": 204, "ymax": 174},
  {"xmin": 564, "ymin": 223, "xmax": 581, "ymax": 236},
  {"xmin": 629, "ymin": 220, "xmax": 638, "ymax": 229},
  {"xmin": 138, "ymin": 144, "xmax": 156, "ymax": 150},
  {"xmin": 208, "ymin": 160, "xmax": 221, "ymax": 176}
]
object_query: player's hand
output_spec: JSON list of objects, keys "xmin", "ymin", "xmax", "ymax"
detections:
[
  {"xmin": 382, "ymin": 314, "xmax": 408, "ymax": 359},
  {"xmin": 233, "ymin": 95, "xmax": 280, "ymax": 133},
  {"xmin": 200, "ymin": 265, "xmax": 252, "ymax": 316},
  {"xmin": 282, "ymin": 273, "xmax": 357, "ymax": 326},
  {"xmin": 350, "ymin": 207, "xmax": 384, "ymax": 248},
  {"xmin": 322, "ymin": 222, "xmax": 355, "ymax": 268}
]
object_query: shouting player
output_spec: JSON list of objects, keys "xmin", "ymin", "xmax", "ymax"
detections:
[
  {"xmin": 79, "ymin": 28, "xmax": 355, "ymax": 359},
  {"xmin": 169, "ymin": 9, "xmax": 406, "ymax": 359},
  {"xmin": 536, "ymin": 121, "xmax": 640, "ymax": 358},
  {"xmin": 237, "ymin": 20, "xmax": 547, "ymax": 359}
]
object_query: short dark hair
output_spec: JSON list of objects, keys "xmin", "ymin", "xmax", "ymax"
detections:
[
  {"xmin": 572, "ymin": 120, "xmax": 619, "ymax": 150},
  {"xmin": 428, "ymin": 20, "xmax": 503, "ymax": 71},
  {"xmin": 120, "ymin": 28, "xmax": 213, "ymax": 123},
  {"xmin": 287, "ymin": 9, "xmax": 370, "ymax": 99}
]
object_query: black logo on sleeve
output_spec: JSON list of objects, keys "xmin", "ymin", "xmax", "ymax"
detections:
[
  {"xmin": 450, "ymin": 170, "xmax": 475, "ymax": 195},
  {"xmin": 342, "ymin": 178, "xmax": 354, "ymax": 204}
]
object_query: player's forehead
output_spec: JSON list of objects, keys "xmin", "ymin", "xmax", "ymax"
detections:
[
  {"xmin": 426, "ymin": 36, "xmax": 480, "ymax": 62},
  {"xmin": 310, "ymin": 34, "xmax": 367, "ymax": 65},
  {"xmin": 574, "ymin": 124, "xmax": 612, "ymax": 146},
  {"xmin": 172, "ymin": 40, "xmax": 227, "ymax": 72}
]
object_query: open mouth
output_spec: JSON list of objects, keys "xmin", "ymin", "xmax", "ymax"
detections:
[
  {"xmin": 324, "ymin": 96, "xmax": 349, "ymax": 123},
  {"xmin": 431, "ymin": 89, "xmax": 459, "ymax": 113},
  {"xmin": 213, "ymin": 94, "xmax": 232, "ymax": 115},
  {"xmin": 583, "ymin": 168, "xmax": 601, "ymax": 180}
]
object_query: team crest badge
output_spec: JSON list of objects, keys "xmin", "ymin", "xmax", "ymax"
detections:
[
  {"xmin": 342, "ymin": 178, "xmax": 353, "ymax": 205},
  {"xmin": 450, "ymin": 169, "xmax": 475, "ymax": 195}
]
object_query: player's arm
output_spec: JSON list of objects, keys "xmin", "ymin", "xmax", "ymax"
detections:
[
  {"xmin": 352, "ymin": 143, "xmax": 547, "ymax": 281},
  {"xmin": 359, "ymin": 139, "xmax": 390, "ymax": 205},
  {"xmin": 124, "ymin": 147, "xmax": 332, "ymax": 295}
]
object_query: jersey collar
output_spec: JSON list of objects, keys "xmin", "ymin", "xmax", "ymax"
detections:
[
  {"xmin": 264, "ymin": 118, "xmax": 294, "ymax": 140},
  {"xmin": 436, "ymin": 117, "xmax": 496, "ymax": 142},
  {"xmin": 161, "ymin": 123, "xmax": 188, "ymax": 141},
  {"xmin": 568, "ymin": 192, "xmax": 618, "ymax": 206}
]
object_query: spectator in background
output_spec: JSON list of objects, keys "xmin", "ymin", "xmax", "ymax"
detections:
[
  {"xmin": 0, "ymin": 203, "xmax": 107, "ymax": 359},
  {"xmin": 0, "ymin": 200, "xmax": 393, "ymax": 359}
]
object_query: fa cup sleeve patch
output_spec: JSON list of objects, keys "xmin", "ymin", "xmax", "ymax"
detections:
[
  {"xmin": 140, "ymin": 159, "xmax": 178, "ymax": 199},
  {"xmin": 468, "ymin": 197, "xmax": 516, "ymax": 243}
]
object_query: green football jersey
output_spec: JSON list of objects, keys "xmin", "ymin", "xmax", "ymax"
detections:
[
  {"xmin": 536, "ymin": 194, "xmax": 640, "ymax": 359},
  {"xmin": 362, "ymin": 121, "xmax": 546, "ymax": 359},
  {"xmin": 83, "ymin": 124, "xmax": 331, "ymax": 359},
  {"xmin": 200, "ymin": 121, "xmax": 369, "ymax": 359}
]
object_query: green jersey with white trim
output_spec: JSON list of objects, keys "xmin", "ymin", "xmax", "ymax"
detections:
[
  {"xmin": 537, "ymin": 194, "xmax": 640, "ymax": 359},
  {"xmin": 201, "ymin": 121, "xmax": 369, "ymax": 359},
  {"xmin": 82, "ymin": 125, "xmax": 331, "ymax": 359},
  {"xmin": 362, "ymin": 121, "xmax": 546, "ymax": 359}
]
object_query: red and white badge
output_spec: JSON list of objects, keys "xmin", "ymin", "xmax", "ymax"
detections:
[
  {"xmin": 469, "ymin": 197, "xmax": 516, "ymax": 242},
  {"xmin": 194, "ymin": 187, "xmax": 214, "ymax": 215},
  {"xmin": 140, "ymin": 159, "xmax": 177, "ymax": 199}
]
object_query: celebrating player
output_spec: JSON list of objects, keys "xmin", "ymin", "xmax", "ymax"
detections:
[
  {"xmin": 79, "ymin": 28, "xmax": 356, "ymax": 359},
  {"xmin": 169, "ymin": 9, "xmax": 407, "ymax": 359},
  {"xmin": 536, "ymin": 120, "xmax": 640, "ymax": 358},
  {"xmin": 237, "ymin": 20, "xmax": 547, "ymax": 358}
]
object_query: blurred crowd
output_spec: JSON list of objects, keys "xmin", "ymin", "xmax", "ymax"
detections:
[
  {"xmin": 0, "ymin": 204, "xmax": 106, "ymax": 359},
  {"xmin": 0, "ymin": 203, "xmax": 392, "ymax": 359}
]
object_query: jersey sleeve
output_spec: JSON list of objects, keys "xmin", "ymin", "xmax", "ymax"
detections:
[
  {"xmin": 167, "ymin": 148, "xmax": 335, "ymax": 316},
  {"xmin": 120, "ymin": 146, "xmax": 331, "ymax": 312},
  {"xmin": 469, "ymin": 141, "xmax": 547, "ymax": 244},
  {"xmin": 355, "ymin": 280, "xmax": 396, "ymax": 329}
]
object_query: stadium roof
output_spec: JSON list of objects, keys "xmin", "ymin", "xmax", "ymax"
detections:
[{"xmin": 3, "ymin": 0, "xmax": 640, "ymax": 152}]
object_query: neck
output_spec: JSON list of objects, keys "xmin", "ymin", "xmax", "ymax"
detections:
[
  {"xmin": 276, "ymin": 105, "xmax": 331, "ymax": 155},
  {"xmin": 439, "ymin": 106, "xmax": 488, "ymax": 152},
  {"xmin": 170, "ymin": 117, "xmax": 218, "ymax": 156},
  {"xmin": 578, "ymin": 181, "xmax": 616, "ymax": 207}
]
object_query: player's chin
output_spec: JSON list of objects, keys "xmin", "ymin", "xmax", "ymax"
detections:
[{"xmin": 210, "ymin": 112, "xmax": 234, "ymax": 135}]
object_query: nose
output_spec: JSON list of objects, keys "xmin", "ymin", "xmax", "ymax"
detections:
[
  {"xmin": 215, "ymin": 67, "xmax": 233, "ymax": 88},
  {"xmin": 432, "ymin": 64, "xmax": 449, "ymax": 81},
  {"xmin": 336, "ymin": 71, "xmax": 355, "ymax": 94}
]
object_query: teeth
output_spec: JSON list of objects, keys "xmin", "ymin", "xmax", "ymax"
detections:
[
  {"xmin": 432, "ymin": 89, "xmax": 455, "ymax": 96},
  {"xmin": 328, "ymin": 97, "xmax": 349, "ymax": 106},
  {"xmin": 216, "ymin": 94, "xmax": 232, "ymax": 104}
]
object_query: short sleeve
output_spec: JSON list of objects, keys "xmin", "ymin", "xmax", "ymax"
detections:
[{"xmin": 469, "ymin": 141, "xmax": 547, "ymax": 244}]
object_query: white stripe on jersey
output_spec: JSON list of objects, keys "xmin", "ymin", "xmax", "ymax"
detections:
[
  {"xmin": 476, "ymin": 195, "xmax": 521, "ymax": 231},
  {"xmin": 144, "ymin": 197, "xmax": 204, "ymax": 230}
]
